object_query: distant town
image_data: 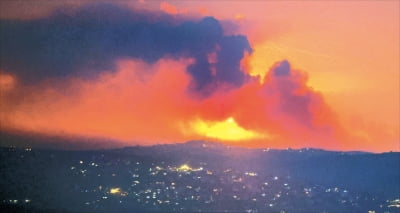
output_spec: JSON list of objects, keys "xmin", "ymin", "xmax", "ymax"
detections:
[{"xmin": 1, "ymin": 141, "xmax": 399, "ymax": 213}]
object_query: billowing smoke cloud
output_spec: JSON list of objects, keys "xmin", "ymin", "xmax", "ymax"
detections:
[
  {"xmin": 189, "ymin": 59, "xmax": 345, "ymax": 149},
  {"xmin": 1, "ymin": 58, "xmax": 348, "ymax": 150},
  {"xmin": 0, "ymin": 3, "xmax": 251, "ymax": 94},
  {"xmin": 0, "ymin": 3, "xmax": 396, "ymax": 152},
  {"xmin": 1, "ymin": 55, "xmax": 395, "ymax": 151}
]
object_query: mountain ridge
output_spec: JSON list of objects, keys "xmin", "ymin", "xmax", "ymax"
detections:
[{"xmin": 2, "ymin": 130, "xmax": 394, "ymax": 154}]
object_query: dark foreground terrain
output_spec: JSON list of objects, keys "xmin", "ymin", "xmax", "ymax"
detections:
[{"xmin": 1, "ymin": 141, "xmax": 399, "ymax": 213}]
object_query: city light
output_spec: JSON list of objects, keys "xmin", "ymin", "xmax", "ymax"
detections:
[{"xmin": 110, "ymin": 188, "xmax": 121, "ymax": 194}]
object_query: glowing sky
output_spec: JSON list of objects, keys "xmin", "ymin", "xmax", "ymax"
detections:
[{"xmin": 0, "ymin": 0, "xmax": 398, "ymax": 152}]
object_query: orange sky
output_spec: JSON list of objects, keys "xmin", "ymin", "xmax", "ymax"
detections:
[{"xmin": 0, "ymin": 1, "xmax": 398, "ymax": 152}]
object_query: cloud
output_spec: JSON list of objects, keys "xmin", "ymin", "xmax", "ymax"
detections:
[
  {"xmin": 272, "ymin": 60, "xmax": 291, "ymax": 76},
  {"xmin": 160, "ymin": 2, "xmax": 179, "ymax": 15},
  {"xmin": 0, "ymin": 59, "xmax": 195, "ymax": 144},
  {"xmin": 0, "ymin": 3, "xmax": 251, "ymax": 94},
  {"xmin": 0, "ymin": 58, "xmax": 337, "ymax": 147},
  {"xmin": 1, "ymin": 57, "xmax": 395, "ymax": 151},
  {"xmin": 1, "ymin": 3, "xmax": 395, "ymax": 152},
  {"xmin": 191, "ymin": 60, "xmax": 345, "ymax": 149}
]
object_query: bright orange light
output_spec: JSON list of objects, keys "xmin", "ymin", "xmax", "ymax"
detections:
[{"xmin": 190, "ymin": 117, "xmax": 267, "ymax": 141}]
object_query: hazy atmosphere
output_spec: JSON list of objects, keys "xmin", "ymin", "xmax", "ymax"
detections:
[{"xmin": 1, "ymin": 0, "xmax": 399, "ymax": 152}]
